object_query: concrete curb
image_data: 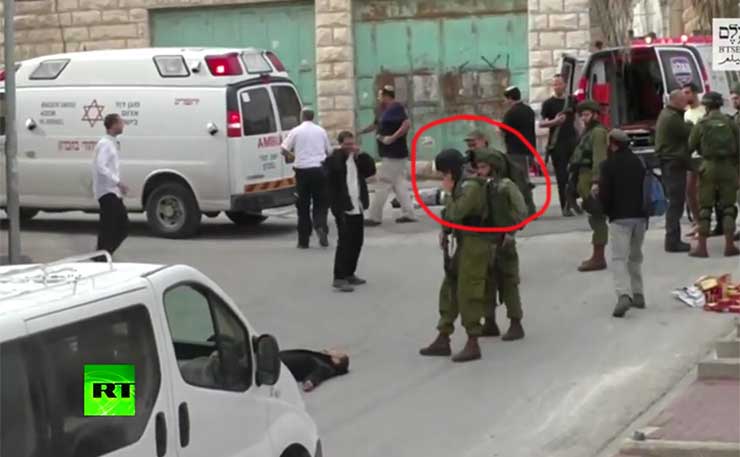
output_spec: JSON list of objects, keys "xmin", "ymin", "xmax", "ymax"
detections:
[
  {"xmin": 698, "ymin": 358, "xmax": 740, "ymax": 380},
  {"xmin": 620, "ymin": 439, "xmax": 740, "ymax": 457},
  {"xmin": 716, "ymin": 337, "xmax": 740, "ymax": 358}
]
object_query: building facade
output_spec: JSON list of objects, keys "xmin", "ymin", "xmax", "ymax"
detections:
[{"xmin": 0, "ymin": 0, "xmax": 708, "ymax": 158}]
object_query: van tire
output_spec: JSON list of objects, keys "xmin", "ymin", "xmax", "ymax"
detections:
[
  {"xmin": 19, "ymin": 208, "xmax": 39, "ymax": 221},
  {"xmin": 146, "ymin": 182, "xmax": 201, "ymax": 238},
  {"xmin": 225, "ymin": 211, "xmax": 267, "ymax": 226}
]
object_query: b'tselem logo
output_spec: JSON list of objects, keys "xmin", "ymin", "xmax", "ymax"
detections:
[
  {"xmin": 84, "ymin": 364, "xmax": 135, "ymax": 416},
  {"xmin": 82, "ymin": 100, "xmax": 105, "ymax": 128},
  {"xmin": 670, "ymin": 57, "xmax": 693, "ymax": 86}
]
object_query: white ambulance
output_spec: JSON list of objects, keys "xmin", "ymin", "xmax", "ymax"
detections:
[
  {"xmin": 0, "ymin": 48, "xmax": 303, "ymax": 238},
  {"xmin": 0, "ymin": 251, "xmax": 322, "ymax": 457}
]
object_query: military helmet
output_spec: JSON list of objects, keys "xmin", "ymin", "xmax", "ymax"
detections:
[
  {"xmin": 576, "ymin": 100, "xmax": 600, "ymax": 114},
  {"xmin": 473, "ymin": 147, "xmax": 506, "ymax": 174},
  {"xmin": 701, "ymin": 91, "xmax": 724, "ymax": 108},
  {"xmin": 435, "ymin": 148, "xmax": 465, "ymax": 176}
]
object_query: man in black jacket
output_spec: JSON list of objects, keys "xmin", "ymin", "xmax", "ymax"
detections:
[
  {"xmin": 502, "ymin": 86, "xmax": 536, "ymax": 184},
  {"xmin": 598, "ymin": 129, "xmax": 648, "ymax": 318},
  {"xmin": 326, "ymin": 131, "xmax": 377, "ymax": 292}
]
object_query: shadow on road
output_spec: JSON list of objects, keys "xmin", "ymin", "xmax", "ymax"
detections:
[{"xmin": 0, "ymin": 217, "xmax": 296, "ymax": 240}]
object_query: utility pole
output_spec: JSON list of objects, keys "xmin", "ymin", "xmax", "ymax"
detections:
[{"xmin": 3, "ymin": 0, "xmax": 22, "ymax": 264}]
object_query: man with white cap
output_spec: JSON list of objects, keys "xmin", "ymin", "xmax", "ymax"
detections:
[{"xmin": 598, "ymin": 128, "xmax": 648, "ymax": 318}]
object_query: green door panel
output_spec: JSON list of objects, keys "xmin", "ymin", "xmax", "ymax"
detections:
[
  {"xmin": 151, "ymin": 3, "xmax": 316, "ymax": 110},
  {"xmin": 354, "ymin": 0, "xmax": 528, "ymax": 160}
]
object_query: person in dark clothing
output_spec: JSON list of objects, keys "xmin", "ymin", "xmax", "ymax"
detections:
[
  {"xmin": 655, "ymin": 89, "xmax": 692, "ymax": 252},
  {"xmin": 279, "ymin": 349, "xmax": 350, "ymax": 392},
  {"xmin": 598, "ymin": 129, "xmax": 648, "ymax": 318},
  {"xmin": 540, "ymin": 74, "xmax": 579, "ymax": 216},
  {"xmin": 325, "ymin": 131, "xmax": 377, "ymax": 292},
  {"xmin": 502, "ymin": 86, "xmax": 537, "ymax": 184}
]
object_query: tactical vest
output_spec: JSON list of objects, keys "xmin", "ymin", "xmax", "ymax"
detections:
[
  {"xmin": 700, "ymin": 113, "xmax": 737, "ymax": 160},
  {"xmin": 573, "ymin": 122, "xmax": 606, "ymax": 168},
  {"xmin": 483, "ymin": 178, "xmax": 518, "ymax": 228},
  {"xmin": 448, "ymin": 178, "xmax": 485, "ymax": 227}
]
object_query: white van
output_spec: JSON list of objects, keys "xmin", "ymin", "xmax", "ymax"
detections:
[
  {"xmin": 0, "ymin": 252, "xmax": 322, "ymax": 457},
  {"xmin": 0, "ymin": 48, "xmax": 303, "ymax": 238},
  {"xmin": 560, "ymin": 35, "xmax": 740, "ymax": 167}
]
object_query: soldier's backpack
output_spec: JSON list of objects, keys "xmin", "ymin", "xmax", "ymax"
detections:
[
  {"xmin": 700, "ymin": 116, "xmax": 736, "ymax": 159},
  {"xmin": 483, "ymin": 177, "xmax": 528, "ymax": 229},
  {"xmin": 502, "ymin": 154, "xmax": 537, "ymax": 216}
]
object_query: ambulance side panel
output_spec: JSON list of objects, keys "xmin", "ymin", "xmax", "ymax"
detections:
[{"xmin": 16, "ymin": 86, "xmax": 231, "ymax": 211}]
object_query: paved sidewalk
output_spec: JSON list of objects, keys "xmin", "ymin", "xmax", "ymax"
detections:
[{"xmin": 615, "ymin": 321, "xmax": 740, "ymax": 457}]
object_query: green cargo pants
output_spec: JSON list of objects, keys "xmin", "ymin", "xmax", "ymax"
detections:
[
  {"xmin": 438, "ymin": 234, "xmax": 489, "ymax": 337},
  {"xmin": 698, "ymin": 160, "xmax": 739, "ymax": 236},
  {"xmin": 578, "ymin": 168, "xmax": 608, "ymax": 245},
  {"xmin": 486, "ymin": 239, "xmax": 523, "ymax": 320}
]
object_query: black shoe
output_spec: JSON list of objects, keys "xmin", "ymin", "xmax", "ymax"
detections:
[
  {"xmin": 632, "ymin": 293, "xmax": 646, "ymax": 309},
  {"xmin": 665, "ymin": 241, "xmax": 691, "ymax": 253},
  {"xmin": 395, "ymin": 216, "xmax": 418, "ymax": 224},
  {"xmin": 562, "ymin": 208, "xmax": 574, "ymax": 217},
  {"xmin": 347, "ymin": 275, "xmax": 367, "ymax": 285},
  {"xmin": 364, "ymin": 219, "xmax": 381, "ymax": 227},
  {"xmin": 297, "ymin": 242, "xmax": 309, "ymax": 249},
  {"xmin": 316, "ymin": 228, "xmax": 329, "ymax": 247},
  {"xmin": 332, "ymin": 279, "xmax": 354, "ymax": 292},
  {"xmin": 613, "ymin": 295, "xmax": 632, "ymax": 318}
]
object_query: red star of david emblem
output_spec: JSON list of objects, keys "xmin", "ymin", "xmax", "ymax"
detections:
[{"xmin": 82, "ymin": 99, "xmax": 105, "ymax": 128}]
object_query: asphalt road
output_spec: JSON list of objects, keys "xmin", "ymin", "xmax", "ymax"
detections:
[{"xmin": 2, "ymin": 184, "xmax": 738, "ymax": 457}]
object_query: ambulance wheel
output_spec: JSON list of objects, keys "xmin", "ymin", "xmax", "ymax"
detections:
[
  {"xmin": 225, "ymin": 211, "xmax": 267, "ymax": 226},
  {"xmin": 146, "ymin": 182, "xmax": 201, "ymax": 238},
  {"xmin": 19, "ymin": 208, "xmax": 39, "ymax": 221}
]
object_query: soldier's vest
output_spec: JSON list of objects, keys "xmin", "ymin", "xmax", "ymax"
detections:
[
  {"xmin": 450, "ymin": 178, "xmax": 485, "ymax": 227},
  {"xmin": 700, "ymin": 114, "xmax": 737, "ymax": 160},
  {"xmin": 572, "ymin": 123, "xmax": 606, "ymax": 168},
  {"xmin": 484, "ymin": 177, "xmax": 522, "ymax": 228}
]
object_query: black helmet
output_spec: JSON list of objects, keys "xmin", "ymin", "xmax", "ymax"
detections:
[
  {"xmin": 435, "ymin": 148, "xmax": 465, "ymax": 179},
  {"xmin": 701, "ymin": 91, "xmax": 724, "ymax": 109}
]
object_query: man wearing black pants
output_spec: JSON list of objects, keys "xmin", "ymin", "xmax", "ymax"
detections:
[
  {"xmin": 540, "ymin": 74, "xmax": 578, "ymax": 216},
  {"xmin": 281, "ymin": 109, "xmax": 332, "ymax": 249},
  {"xmin": 326, "ymin": 131, "xmax": 376, "ymax": 292},
  {"xmin": 92, "ymin": 114, "xmax": 129, "ymax": 259}
]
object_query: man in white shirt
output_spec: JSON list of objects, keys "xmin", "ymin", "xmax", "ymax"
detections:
[
  {"xmin": 281, "ymin": 109, "xmax": 332, "ymax": 249},
  {"xmin": 92, "ymin": 113, "xmax": 129, "ymax": 259}
]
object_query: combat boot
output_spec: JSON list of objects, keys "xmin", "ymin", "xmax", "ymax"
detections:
[
  {"xmin": 419, "ymin": 333, "xmax": 451, "ymax": 357},
  {"xmin": 481, "ymin": 315, "xmax": 501, "ymax": 337},
  {"xmin": 451, "ymin": 337, "xmax": 481, "ymax": 362},
  {"xmin": 578, "ymin": 244, "xmax": 607, "ymax": 272},
  {"xmin": 724, "ymin": 232, "xmax": 740, "ymax": 257},
  {"xmin": 689, "ymin": 236, "xmax": 709, "ymax": 258},
  {"xmin": 502, "ymin": 319, "xmax": 525, "ymax": 341}
]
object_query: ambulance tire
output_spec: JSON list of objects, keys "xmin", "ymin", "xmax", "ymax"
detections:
[
  {"xmin": 146, "ymin": 182, "xmax": 201, "ymax": 239},
  {"xmin": 19, "ymin": 208, "xmax": 39, "ymax": 221},
  {"xmin": 225, "ymin": 211, "xmax": 267, "ymax": 226}
]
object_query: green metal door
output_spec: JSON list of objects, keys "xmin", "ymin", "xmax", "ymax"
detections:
[
  {"xmin": 151, "ymin": 3, "xmax": 316, "ymax": 109},
  {"xmin": 354, "ymin": 0, "xmax": 528, "ymax": 159}
]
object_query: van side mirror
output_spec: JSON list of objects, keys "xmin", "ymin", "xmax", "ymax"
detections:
[{"xmin": 254, "ymin": 334, "xmax": 281, "ymax": 386}]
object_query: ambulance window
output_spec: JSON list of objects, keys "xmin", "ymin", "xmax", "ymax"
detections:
[
  {"xmin": 272, "ymin": 85, "xmax": 302, "ymax": 130},
  {"xmin": 240, "ymin": 88, "xmax": 277, "ymax": 136},
  {"xmin": 153, "ymin": 55, "xmax": 190, "ymax": 78},
  {"xmin": 29, "ymin": 59, "xmax": 69, "ymax": 80},
  {"xmin": 658, "ymin": 50, "xmax": 702, "ymax": 93}
]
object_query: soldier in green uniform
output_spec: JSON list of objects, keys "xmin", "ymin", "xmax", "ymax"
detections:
[
  {"xmin": 688, "ymin": 91, "xmax": 740, "ymax": 257},
  {"xmin": 420, "ymin": 149, "xmax": 490, "ymax": 362},
  {"xmin": 732, "ymin": 83, "xmax": 740, "ymax": 128},
  {"xmin": 570, "ymin": 100, "xmax": 609, "ymax": 271},
  {"xmin": 474, "ymin": 148, "xmax": 528, "ymax": 341}
]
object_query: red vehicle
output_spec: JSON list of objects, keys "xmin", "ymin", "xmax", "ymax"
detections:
[{"xmin": 560, "ymin": 35, "xmax": 740, "ymax": 168}]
